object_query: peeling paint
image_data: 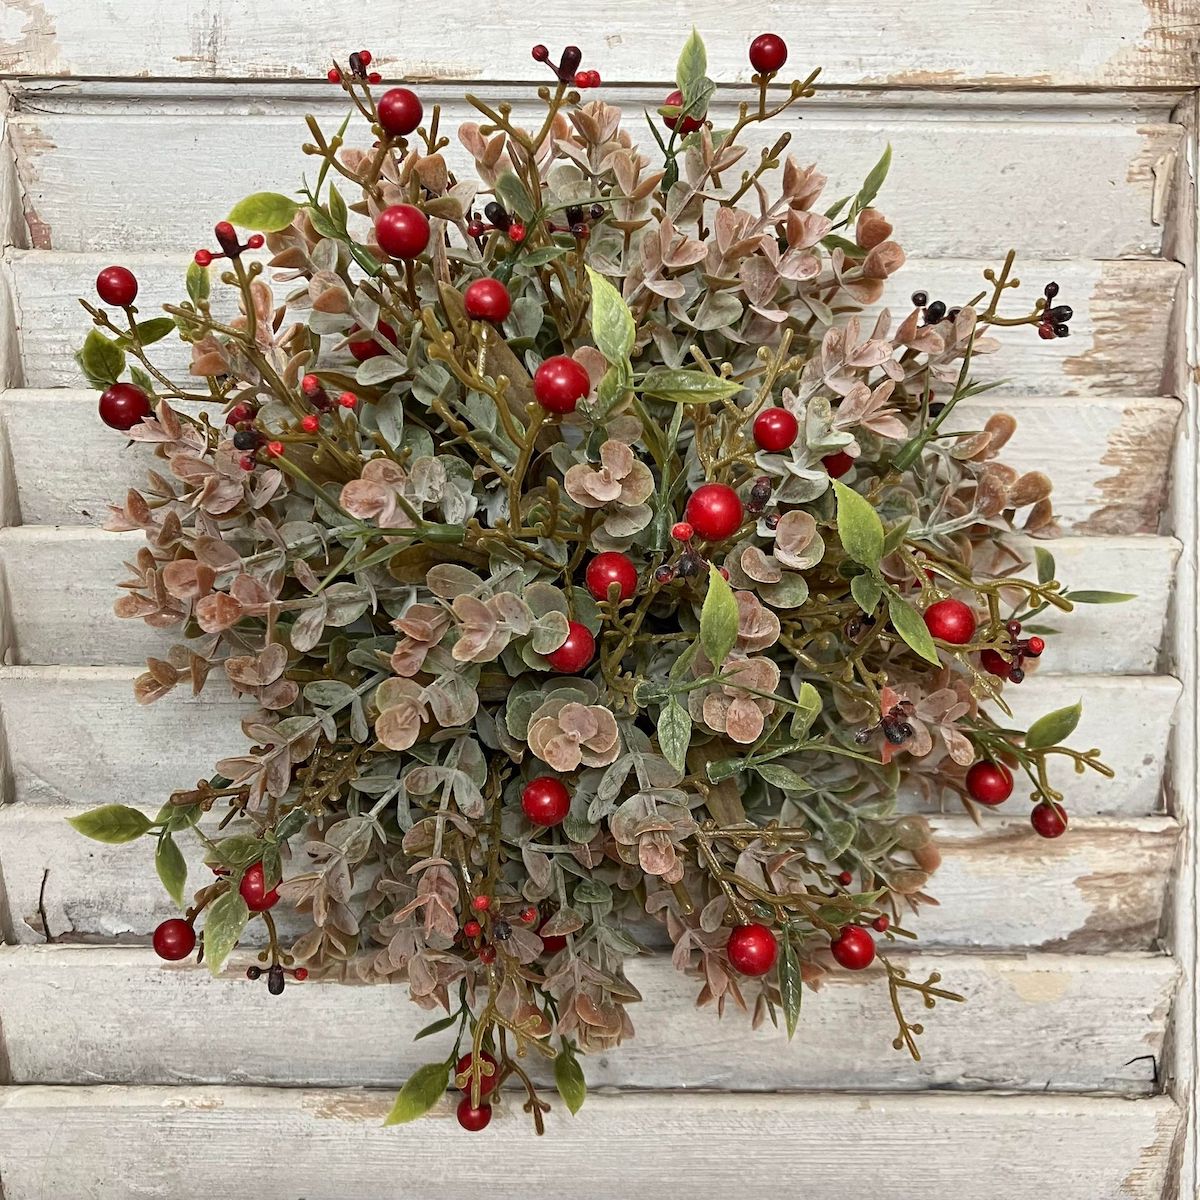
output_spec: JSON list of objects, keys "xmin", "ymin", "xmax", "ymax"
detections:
[
  {"xmin": 305, "ymin": 1092, "xmax": 395, "ymax": 1121},
  {"xmin": 1005, "ymin": 969, "xmax": 1072, "ymax": 1005},
  {"xmin": 0, "ymin": 0, "xmax": 59, "ymax": 76}
]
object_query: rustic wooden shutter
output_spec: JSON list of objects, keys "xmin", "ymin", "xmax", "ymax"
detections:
[{"xmin": 0, "ymin": 6, "xmax": 1194, "ymax": 1196}]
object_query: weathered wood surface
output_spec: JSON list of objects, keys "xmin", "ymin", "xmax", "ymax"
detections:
[
  {"xmin": 0, "ymin": 803, "xmax": 1175, "ymax": 950},
  {"xmin": 0, "ymin": 527, "xmax": 1176, "ymax": 671},
  {"xmin": 0, "ymin": 391, "xmax": 1179, "ymax": 535},
  {"xmin": 0, "ymin": 944, "xmax": 1174, "ymax": 1093},
  {"xmin": 7, "ymin": 93, "xmax": 1181, "ymax": 258},
  {"xmin": 10, "ymin": 251, "xmax": 1182, "ymax": 395},
  {"xmin": 0, "ymin": 667, "xmax": 1171, "ymax": 816},
  {"xmin": 0, "ymin": 1087, "xmax": 1181, "ymax": 1200},
  {"xmin": 0, "ymin": 0, "xmax": 1195, "ymax": 87}
]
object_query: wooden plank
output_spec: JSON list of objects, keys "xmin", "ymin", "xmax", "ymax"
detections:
[
  {"xmin": 7, "ymin": 102, "xmax": 1181, "ymax": 257},
  {"xmin": 11, "ymin": 251, "xmax": 1180, "ymax": 395},
  {"xmin": 0, "ymin": 802, "xmax": 1174, "ymax": 949},
  {"xmin": 0, "ymin": 667, "xmax": 1173, "ymax": 816},
  {"xmin": 0, "ymin": 0, "xmax": 1193, "ymax": 87},
  {"xmin": 0, "ymin": 391, "xmax": 1179, "ymax": 534},
  {"xmin": 0, "ymin": 526, "xmax": 1176, "ymax": 671},
  {"xmin": 0, "ymin": 1086, "xmax": 1180, "ymax": 1200},
  {"xmin": 0, "ymin": 944, "xmax": 1174, "ymax": 1093}
]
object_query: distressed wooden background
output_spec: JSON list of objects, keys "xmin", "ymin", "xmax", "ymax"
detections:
[{"xmin": 0, "ymin": 3, "xmax": 1196, "ymax": 1197}]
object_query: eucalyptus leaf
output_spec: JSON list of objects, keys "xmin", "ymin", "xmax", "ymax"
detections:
[
  {"xmin": 1024, "ymin": 700, "xmax": 1082, "ymax": 750},
  {"xmin": 495, "ymin": 171, "xmax": 536, "ymax": 222}
]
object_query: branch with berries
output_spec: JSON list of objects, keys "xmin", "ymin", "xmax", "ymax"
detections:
[{"xmin": 70, "ymin": 28, "xmax": 1131, "ymax": 1134}]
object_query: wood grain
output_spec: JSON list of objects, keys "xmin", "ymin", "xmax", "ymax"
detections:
[
  {"xmin": 0, "ymin": 0, "xmax": 1194, "ymax": 86},
  {"xmin": 10, "ymin": 251, "xmax": 1181, "ymax": 395},
  {"xmin": 0, "ymin": 944, "xmax": 1174, "ymax": 1093},
  {"xmin": 0, "ymin": 1087, "xmax": 1180, "ymax": 1200}
]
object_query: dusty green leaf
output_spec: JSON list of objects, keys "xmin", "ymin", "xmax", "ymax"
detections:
[
  {"xmin": 554, "ymin": 1049, "xmax": 587, "ymax": 1116},
  {"xmin": 887, "ymin": 593, "xmax": 940, "ymax": 665},
  {"xmin": 755, "ymin": 763, "xmax": 811, "ymax": 794},
  {"xmin": 791, "ymin": 681, "xmax": 822, "ymax": 736},
  {"xmin": 832, "ymin": 480, "xmax": 884, "ymax": 569},
  {"xmin": 155, "ymin": 834, "xmax": 188, "ymax": 908},
  {"xmin": 675, "ymin": 28, "xmax": 713, "ymax": 119},
  {"xmin": 640, "ymin": 367, "xmax": 741, "ymax": 404},
  {"xmin": 383, "ymin": 1061, "xmax": 450, "ymax": 1125},
  {"xmin": 202, "ymin": 888, "xmax": 250, "ymax": 975},
  {"xmin": 585, "ymin": 266, "xmax": 635, "ymax": 365},
  {"xmin": 700, "ymin": 564, "xmax": 739, "ymax": 667},
  {"xmin": 76, "ymin": 329, "xmax": 125, "ymax": 389},
  {"xmin": 1034, "ymin": 546, "xmax": 1056, "ymax": 585},
  {"xmin": 1066, "ymin": 590, "xmax": 1136, "ymax": 605},
  {"xmin": 849, "ymin": 144, "xmax": 892, "ymax": 219},
  {"xmin": 186, "ymin": 260, "xmax": 210, "ymax": 306},
  {"xmin": 1024, "ymin": 701, "xmax": 1082, "ymax": 750},
  {"xmin": 227, "ymin": 191, "xmax": 300, "ymax": 232},
  {"xmin": 67, "ymin": 804, "xmax": 153, "ymax": 844},
  {"xmin": 495, "ymin": 171, "xmax": 536, "ymax": 222},
  {"xmin": 657, "ymin": 697, "xmax": 693, "ymax": 774},
  {"xmin": 778, "ymin": 928, "xmax": 803, "ymax": 1039},
  {"xmin": 850, "ymin": 573, "xmax": 882, "ymax": 616}
]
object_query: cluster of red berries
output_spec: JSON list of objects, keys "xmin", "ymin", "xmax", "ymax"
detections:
[
  {"xmin": 462, "ymin": 897, "xmax": 565, "ymax": 970},
  {"xmin": 531, "ymin": 43, "xmax": 599, "ymax": 88},
  {"xmin": 466, "ymin": 201, "xmax": 527, "ymax": 245},
  {"xmin": 327, "ymin": 49, "xmax": 382, "ymax": 85},
  {"xmin": 194, "ymin": 220, "xmax": 263, "ymax": 268},
  {"xmin": 1037, "ymin": 281, "xmax": 1073, "ymax": 340},
  {"xmin": 980, "ymin": 619, "xmax": 1044, "ymax": 683},
  {"xmin": 963, "ymin": 755, "xmax": 1070, "ymax": 839},
  {"xmin": 93, "ymin": 266, "xmax": 154, "ymax": 431},
  {"xmin": 726, "ymin": 917, "xmax": 877, "ymax": 978}
]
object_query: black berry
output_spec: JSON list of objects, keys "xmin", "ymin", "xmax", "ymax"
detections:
[
  {"xmin": 233, "ymin": 430, "xmax": 260, "ymax": 451},
  {"xmin": 911, "ymin": 290, "xmax": 928, "ymax": 307}
]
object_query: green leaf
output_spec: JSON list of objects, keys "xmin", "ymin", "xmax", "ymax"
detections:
[
  {"xmin": 202, "ymin": 888, "xmax": 250, "ymax": 974},
  {"xmin": 554, "ymin": 1049, "xmax": 587, "ymax": 1116},
  {"xmin": 585, "ymin": 266, "xmax": 635, "ymax": 365},
  {"xmin": 516, "ymin": 244, "xmax": 570, "ymax": 268},
  {"xmin": 832, "ymin": 480, "xmax": 884, "ymax": 569},
  {"xmin": 778, "ymin": 929, "xmax": 803, "ymax": 1040},
  {"xmin": 850, "ymin": 573, "xmax": 882, "ymax": 616},
  {"xmin": 881, "ymin": 517, "xmax": 911, "ymax": 559},
  {"xmin": 155, "ymin": 834, "xmax": 188, "ymax": 908},
  {"xmin": 327, "ymin": 183, "xmax": 349, "ymax": 232},
  {"xmin": 209, "ymin": 834, "xmax": 265, "ymax": 868},
  {"xmin": 68, "ymin": 804, "xmax": 153, "ymax": 844},
  {"xmin": 640, "ymin": 367, "xmax": 741, "ymax": 404},
  {"xmin": 657, "ymin": 697, "xmax": 693, "ymax": 775},
  {"xmin": 75, "ymin": 329, "xmax": 125, "ymax": 389},
  {"xmin": 413, "ymin": 1012, "xmax": 460, "ymax": 1042},
  {"xmin": 1024, "ymin": 701, "xmax": 1082, "ymax": 751},
  {"xmin": 227, "ymin": 191, "xmax": 300, "ymax": 232},
  {"xmin": 1034, "ymin": 546, "xmax": 1056, "ymax": 585},
  {"xmin": 791, "ymin": 681, "xmax": 822, "ymax": 736},
  {"xmin": 119, "ymin": 317, "xmax": 175, "ymax": 349},
  {"xmin": 755, "ymin": 763, "xmax": 811, "ymax": 794},
  {"xmin": 495, "ymin": 171, "xmax": 536, "ymax": 222},
  {"xmin": 887, "ymin": 593, "xmax": 940, "ymax": 664},
  {"xmin": 700, "ymin": 564, "xmax": 739, "ymax": 667},
  {"xmin": 824, "ymin": 818, "xmax": 857, "ymax": 859},
  {"xmin": 849, "ymin": 144, "xmax": 892, "ymax": 219},
  {"xmin": 1066, "ymin": 590, "xmax": 1136, "ymax": 605},
  {"xmin": 675, "ymin": 27, "xmax": 712, "ymax": 118},
  {"xmin": 186, "ymin": 260, "xmax": 210, "ymax": 306},
  {"xmin": 306, "ymin": 203, "xmax": 343, "ymax": 240},
  {"xmin": 383, "ymin": 1061, "xmax": 450, "ymax": 1126}
]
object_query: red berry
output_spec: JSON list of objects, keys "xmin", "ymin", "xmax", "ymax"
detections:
[
  {"xmin": 375, "ymin": 203, "xmax": 430, "ymax": 259},
  {"xmin": 464, "ymin": 277, "xmax": 512, "ymax": 323},
  {"xmin": 545, "ymin": 621, "xmax": 595, "ymax": 673},
  {"xmin": 293, "ymin": 967, "xmax": 309, "ymax": 981},
  {"xmin": 239, "ymin": 454, "xmax": 257, "ymax": 471},
  {"xmin": 98, "ymin": 382, "xmax": 151, "ymax": 431},
  {"xmin": 671, "ymin": 522, "xmax": 694, "ymax": 542},
  {"xmin": 96, "ymin": 265, "xmax": 138, "ymax": 307},
  {"xmin": 456, "ymin": 1097, "xmax": 493, "ymax": 1132},
  {"xmin": 239, "ymin": 862, "xmax": 280, "ymax": 912},
  {"xmin": 533, "ymin": 355, "xmax": 590, "ymax": 413},
  {"xmin": 830, "ymin": 925, "xmax": 875, "ymax": 970},
  {"xmin": 338, "ymin": 391, "xmax": 358, "ymax": 410},
  {"xmin": 922, "ymin": 598, "xmax": 977, "ymax": 645},
  {"xmin": 532, "ymin": 44, "xmax": 549, "ymax": 61},
  {"xmin": 377, "ymin": 87, "xmax": 423, "ymax": 136},
  {"xmin": 301, "ymin": 373, "xmax": 323, "ymax": 396},
  {"xmin": 685, "ymin": 483, "xmax": 744, "ymax": 542},
  {"xmin": 348, "ymin": 321, "xmax": 398, "ymax": 361},
  {"xmin": 663, "ymin": 88, "xmax": 703, "ymax": 134},
  {"xmin": 726, "ymin": 922, "xmax": 778, "ymax": 976},
  {"xmin": 749, "ymin": 33, "xmax": 788, "ymax": 73},
  {"xmin": 226, "ymin": 402, "xmax": 254, "ymax": 425},
  {"xmin": 752, "ymin": 407, "xmax": 798, "ymax": 452},
  {"xmin": 152, "ymin": 918, "xmax": 196, "ymax": 961},
  {"xmin": 872, "ymin": 915, "xmax": 890, "ymax": 933},
  {"xmin": 507, "ymin": 222, "xmax": 526, "ymax": 243},
  {"xmin": 521, "ymin": 776, "xmax": 571, "ymax": 827},
  {"xmin": 1031, "ymin": 802, "xmax": 1068, "ymax": 839},
  {"xmin": 965, "ymin": 760, "xmax": 1013, "ymax": 806},
  {"xmin": 822, "ymin": 451, "xmax": 855, "ymax": 478},
  {"xmin": 266, "ymin": 440, "xmax": 285, "ymax": 458},
  {"xmin": 573, "ymin": 71, "xmax": 589, "ymax": 87},
  {"xmin": 327, "ymin": 67, "xmax": 342, "ymax": 83},
  {"xmin": 214, "ymin": 221, "xmax": 235, "ymax": 241},
  {"xmin": 464, "ymin": 919, "xmax": 482, "ymax": 938},
  {"xmin": 471, "ymin": 895, "xmax": 491, "ymax": 912},
  {"xmin": 456, "ymin": 1051, "xmax": 499, "ymax": 1097},
  {"xmin": 1026, "ymin": 636, "xmax": 1045, "ymax": 656},
  {"xmin": 1038, "ymin": 322, "xmax": 1056, "ymax": 340},
  {"xmin": 247, "ymin": 234, "xmax": 264, "ymax": 250},
  {"xmin": 837, "ymin": 870, "xmax": 853, "ymax": 886},
  {"xmin": 358, "ymin": 49, "xmax": 373, "ymax": 66},
  {"xmin": 368, "ymin": 72, "xmax": 382, "ymax": 84},
  {"xmin": 537, "ymin": 915, "xmax": 567, "ymax": 954},
  {"xmin": 980, "ymin": 647, "xmax": 1012, "ymax": 679},
  {"xmin": 300, "ymin": 414, "xmax": 320, "ymax": 433},
  {"xmin": 478, "ymin": 945, "xmax": 497, "ymax": 964},
  {"xmin": 519, "ymin": 906, "xmax": 538, "ymax": 924},
  {"xmin": 194, "ymin": 249, "xmax": 213, "ymax": 266},
  {"xmin": 585, "ymin": 552, "xmax": 638, "ymax": 602}
]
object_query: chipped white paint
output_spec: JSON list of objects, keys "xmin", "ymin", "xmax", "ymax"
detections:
[
  {"xmin": 0, "ymin": 1087, "xmax": 1181, "ymax": 1200},
  {"xmin": 7, "ymin": 251, "xmax": 1182, "ymax": 395},
  {"xmin": 0, "ymin": 944, "xmax": 1175, "ymax": 1092}
]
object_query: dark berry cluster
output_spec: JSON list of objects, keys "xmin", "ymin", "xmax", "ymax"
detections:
[
  {"xmin": 530, "ymin": 44, "xmax": 599, "ymax": 88},
  {"xmin": 194, "ymin": 220, "xmax": 263, "ymax": 267},
  {"xmin": 246, "ymin": 963, "xmax": 309, "ymax": 995},
  {"xmin": 328, "ymin": 48, "xmax": 382, "ymax": 85},
  {"xmin": 547, "ymin": 202, "xmax": 607, "ymax": 240},
  {"xmin": 467, "ymin": 202, "xmax": 527, "ymax": 244},
  {"xmin": 980, "ymin": 619, "xmax": 1044, "ymax": 683},
  {"xmin": 1036, "ymin": 280, "xmax": 1073, "ymax": 340},
  {"xmin": 855, "ymin": 699, "xmax": 917, "ymax": 747},
  {"xmin": 910, "ymin": 290, "xmax": 961, "ymax": 327}
]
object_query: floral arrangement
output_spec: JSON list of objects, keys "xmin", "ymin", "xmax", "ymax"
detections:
[{"xmin": 70, "ymin": 32, "xmax": 1126, "ymax": 1133}]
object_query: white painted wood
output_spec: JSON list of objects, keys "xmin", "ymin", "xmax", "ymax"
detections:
[
  {"xmin": 7, "ymin": 99, "xmax": 1180, "ymax": 257},
  {"xmin": 0, "ymin": 391, "xmax": 1178, "ymax": 534},
  {"xmin": 0, "ymin": 526, "xmax": 1175, "ymax": 671},
  {"xmin": 0, "ymin": 1086, "xmax": 1180, "ymax": 1200},
  {"xmin": 0, "ymin": 944, "xmax": 1174, "ymax": 1093},
  {"xmin": 0, "ymin": 802, "xmax": 1174, "ymax": 949},
  {"xmin": 0, "ymin": 0, "xmax": 1193, "ymax": 87},
  {"xmin": 9, "ymin": 251, "xmax": 1181, "ymax": 395}
]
